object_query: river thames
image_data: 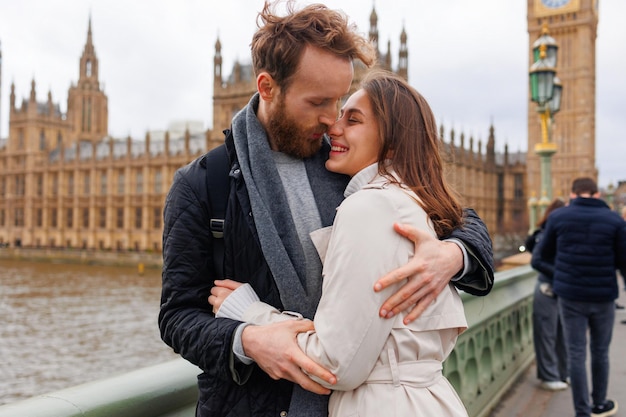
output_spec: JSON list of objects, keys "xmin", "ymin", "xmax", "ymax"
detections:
[{"xmin": 0, "ymin": 259, "xmax": 179, "ymax": 406}]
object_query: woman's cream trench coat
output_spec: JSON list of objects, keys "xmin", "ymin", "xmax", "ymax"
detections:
[{"xmin": 229, "ymin": 165, "xmax": 468, "ymax": 417}]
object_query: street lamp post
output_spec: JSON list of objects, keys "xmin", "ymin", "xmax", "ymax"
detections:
[{"xmin": 529, "ymin": 24, "xmax": 561, "ymax": 218}]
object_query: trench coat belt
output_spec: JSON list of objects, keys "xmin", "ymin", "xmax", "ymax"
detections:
[{"xmin": 365, "ymin": 350, "xmax": 443, "ymax": 388}]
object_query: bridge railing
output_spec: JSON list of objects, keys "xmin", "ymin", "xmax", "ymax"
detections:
[
  {"xmin": 0, "ymin": 265, "xmax": 537, "ymax": 417},
  {"xmin": 446, "ymin": 264, "xmax": 536, "ymax": 417}
]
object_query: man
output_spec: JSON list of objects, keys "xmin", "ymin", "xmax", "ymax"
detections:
[
  {"xmin": 532, "ymin": 177, "xmax": 626, "ymax": 417},
  {"xmin": 615, "ymin": 206, "xmax": 626, "ymax": 310},
  {"xmin": 159, "ymin": 2, "xmax": 494, "ymax": 416},
  {"xmin": 620, "ymin": 206, "xmax": 626, "ymax": 316}
]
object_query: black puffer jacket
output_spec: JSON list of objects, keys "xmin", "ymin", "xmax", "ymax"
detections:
[
  {"xmin": 532, "ymin": 197, "xmax": 626, "ymax": 302},
  {"xmin": 159, "ymin": 132, "xmax": 345, "ymax": 417},
  {"xmin": 159, "ymin": 130, "xmax": 495, "ymax": 417}
]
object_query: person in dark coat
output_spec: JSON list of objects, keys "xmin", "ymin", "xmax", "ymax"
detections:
[
  {"xmin": 528, "ymin": 198, "xmax": 568, "ymax": 391},
  {"xmin": 532, "ymin": 177, "xmax": 626, "ymax": 417},
  {"xmin": 159, "ymin": 2, "xmax": 495, "ymax": 416}
]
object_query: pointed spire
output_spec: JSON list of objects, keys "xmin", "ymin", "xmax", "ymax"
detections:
[
  {"xmin": 10, "ymin": 81, "xmax": 15, "ymax": 109},
  {"xmin": 398, "ymin": 23, "xmax": 408, "ymax": 80},
  {"xmin": 486, "ymin": 122, "xmax": 496, "ymax": 165},
  {"xmin": 79, "ymin": 15, "xmax": 98, "ymax": 81},
  {"xmin": 214, "ymin": 34, "xmax": 223, "ymax": 83},
  {"xmin": 30, "ymin": 78, "xmax": 36, "ymax": 102},
  {"xmin": 85, "ymin": 15, "xmax": 94, "ymax": 54},
  {"xmin": 369, "ymin": 3, "xmax": 378, "ymax": 52},
  {"xmin": 47, "ymin": 89, "xmax": 54, "ymax": 115}
]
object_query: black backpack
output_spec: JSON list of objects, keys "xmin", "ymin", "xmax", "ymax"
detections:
[{"xmin": 204, "ymin": 143, "xmax": 231, "ymax": 279}]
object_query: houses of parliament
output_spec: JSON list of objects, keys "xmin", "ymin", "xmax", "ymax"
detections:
[{"xmin": 2, "ymin": 3, "xmax": 600, "ymax": 255}]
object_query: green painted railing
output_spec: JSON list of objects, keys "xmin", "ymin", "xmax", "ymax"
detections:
[
  {"xmin": 445, "ymin": 264, "xmax": 536, "ymax": 417},
  {"xmin": 0, "ymin": 265, "xmax": 537, "ymax": 417},
  {"xmin": 0, "ymin": 359, "xmax": 200, "ymax": 417}
]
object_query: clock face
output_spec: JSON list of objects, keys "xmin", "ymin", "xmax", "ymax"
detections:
[{"xmin": 541, "ymin": 0, "xmax": 571, "ymax": 8}]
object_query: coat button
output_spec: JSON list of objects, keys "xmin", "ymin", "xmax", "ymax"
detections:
[{"xmin": 280, "ymin": 412, "xmax": 287, "ymax": 417}]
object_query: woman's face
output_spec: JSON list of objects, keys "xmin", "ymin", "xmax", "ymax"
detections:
[{"xmin": 325, "ymin": 89, "xmax": 382, "ymax": 177}]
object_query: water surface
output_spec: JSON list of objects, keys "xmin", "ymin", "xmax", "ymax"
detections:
[{"xmin": 0, "ymin": 259, "xmax": 178, "ymax": 405}]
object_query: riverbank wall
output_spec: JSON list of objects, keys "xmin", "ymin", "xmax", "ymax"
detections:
[{"xmin": 0, "ymin": 247, "xmax": 163, "ymax": 269}]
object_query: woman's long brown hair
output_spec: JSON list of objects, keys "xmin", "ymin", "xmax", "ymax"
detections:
[{"xmin": 361, "ymin": 70, "xmax": 463, "ymax": 237}]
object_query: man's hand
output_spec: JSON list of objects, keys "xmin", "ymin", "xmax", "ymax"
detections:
[
  {"xmin": 374, "ymin": 223, "xmax": 463, "ymax": 324},
  {"xmin": 242, "ymin": 320, "xmax": 336, "ymax": 394}
]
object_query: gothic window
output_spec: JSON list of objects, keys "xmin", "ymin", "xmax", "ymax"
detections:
[
  {"xmin": 136, "ymin": 171, "xmax": 143, "ymax": 194},
  {"xmin": 154, "ymin": 170, "xmax": 162, "ymax": 194},
  {"xmin": 83, "ymin": 173, "xmax": 90, "ymax": 195},
  {"xmin": 14, "ymin": 208, "xmax": 24, "ymax": 227},
  {"xmin": 52, "ymin": 174, "xmax": 59, "ymax": 196},
  {"xmin": 135, "ymin": 207, "xmax": 142, "ymax": 229},
  {"xmin": 51, "ymin": 208, "xmax": 58, "ymax": 228},
  {"xmin": 82, "ymin": 208, "xmax": 89, "ymax": 228},
  {"xmin": 66, "ymin": 208, "xmax": 73, "ymax": 228},
  {"xmin": 116, "ymin": 208, "xmax": 124, "ymax": 229},
  {"xmin": 67, "ymin": 173, "xmax": 74, "ymax": 196},
  {"xmin": 87, "ymin": 98, "xmax": 92, "ymax": 132},
  {"xmin": 14, "ymin": 175, "xmax": 24, "ymax": 196},
  {"xmin": 514, "ymin": 174, "xmax": 525, "ymax": 200},
  {"xmin": 118, "ymin": 172, "xmax": 125, "ymax": 195},
  {"xmin": 36, "ymin": 174, "xmax": 43, "ymax": 196},
  {"xmin": 98, "ymin": 208, "xmax": 106, "ymax": 228},
  {"xmin": 82, "ymin": 98, "xmax": 92, "ymax": 132},
  {"xmin": 86, "ymin": 59, "xmax": 92, "ymax": 77},
  {"xmin": 153, "ymin": 207, "xmax": 161, "ymax": 229},
  {"xmin": 40, "ymin": 130, "xmax": 46, "ymax": 150},
  {"xmin": 36, "ymin": 209, "xmax": 43, "ymax": 227},
  {"xmin": 100, "ymin": 172, "xmax": 107, "ymax": 195}
]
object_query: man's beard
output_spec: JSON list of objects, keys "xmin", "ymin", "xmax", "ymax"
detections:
[{"xmin": 266, "ymin": 97, "xmax": 324, "ymax": 159}]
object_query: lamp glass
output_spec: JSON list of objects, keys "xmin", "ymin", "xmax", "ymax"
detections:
[
  {"xmin": 529, "ymin": 65, "xmax": 555, "ymax": 104},
  {"xmin": 533, "ymin": 43, "xmax": 558, "ymax": 68},
  {"xmin": 549, "ymin": 80, "xmax": 562, "ymax": 114}
]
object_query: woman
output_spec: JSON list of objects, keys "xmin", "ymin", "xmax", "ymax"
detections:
[
  {"xmin": 211, "ymin": 70, "xmax": 468, "ymax": 416},
  {"xmin": 528, "ymin": 198, "xmax": 568, "ymax": 391}
]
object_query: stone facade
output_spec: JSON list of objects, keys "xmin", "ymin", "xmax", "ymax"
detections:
[
  {"xmin": 526, "ymin": 0, "xmax": 599, "ymax": 201},
  {"xmin": 0, "ymin": 7, "xmax": 528, "ymax": 254}
]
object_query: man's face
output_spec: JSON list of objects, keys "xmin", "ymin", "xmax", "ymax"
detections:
[
  {"xmin": 265, "ymin": 46, "xmax": 354, "ymax": 159},
  {"xmin": 266, "ymin": 93, "xmax": 321, "ymax": 159}
]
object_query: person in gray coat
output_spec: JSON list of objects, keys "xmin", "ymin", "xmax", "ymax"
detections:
[{"xmin": 528, "ymin": 198, "xmax": 568, "ymax": 391}]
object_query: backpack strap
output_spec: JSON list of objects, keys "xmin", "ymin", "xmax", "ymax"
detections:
[{"xmin": 204, "ymin": 143, "xmax": 231, "ymax": 279}]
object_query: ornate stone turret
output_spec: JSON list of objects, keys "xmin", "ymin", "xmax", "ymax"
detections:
[
  {"xmin": 66, "ymin": 16, "xmax": 108, "ymax": 142},
  {"xmin": 398, "ymin": 25, "xmax": 408, "ymax": 80},
  {"xmin": 369, "ymin": 6, "xmax": 379, "ymax": 52},
  {"xmin": 29, "ymin": 79, "xmax": 37, "ymax": 103},
  {"xmin": 213, "ymin": 36, "xmax": 222, "ymax": 87},
  {"xmin": 10, "ymin": 82, "xmax": 15, "ymax": 110},
  {"xmin": 486, "ymin": 123, "xmax": 496, "ymax": 166},
  {"xmin": 80, "ymin": 18, "xmax": 98, "ymax": 81}
]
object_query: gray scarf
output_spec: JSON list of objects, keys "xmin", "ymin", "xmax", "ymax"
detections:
[{"xmin": 232, "ymin": 94, "xmax": 347, "ymax": 417}]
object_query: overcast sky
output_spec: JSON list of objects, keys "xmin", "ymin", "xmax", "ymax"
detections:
[{"xmin": 1, "ymin": 0, "xmax": 624, "ymax": 187}]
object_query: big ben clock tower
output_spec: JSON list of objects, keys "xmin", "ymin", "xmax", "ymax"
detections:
[{"xmin": 527, "ymin": 0, "xmax": 599, "ymax": 200}]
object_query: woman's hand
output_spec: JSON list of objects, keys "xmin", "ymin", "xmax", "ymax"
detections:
[
  {"xmin": 374, "ymin": 223, "xmax": 463, "ymax": 324},
  {"xmin": 208, "ymin": 279, "xmax": 244, "ymax": 314}
]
